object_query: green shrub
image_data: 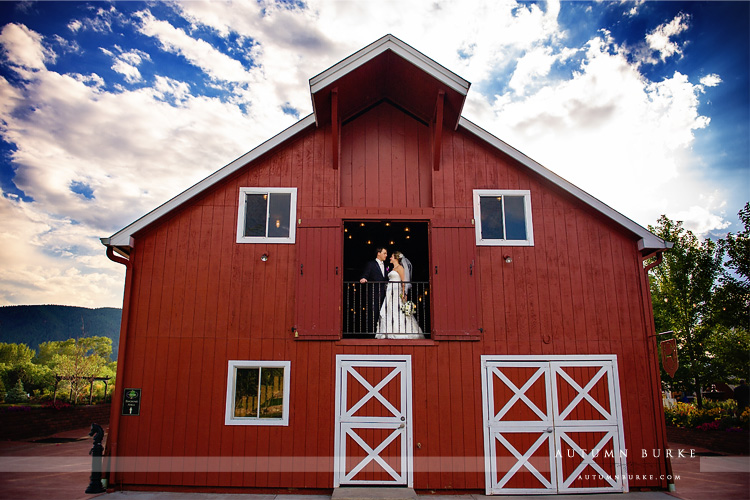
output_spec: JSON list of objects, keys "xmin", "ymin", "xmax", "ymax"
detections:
[{"xmin": 5, "ymin": 379, "xmax": 29, "ymax": 403}]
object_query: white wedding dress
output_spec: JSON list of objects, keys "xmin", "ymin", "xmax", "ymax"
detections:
[{"xmin": 375, "ymin": 270, "xmax": 424, "ymax": 339}]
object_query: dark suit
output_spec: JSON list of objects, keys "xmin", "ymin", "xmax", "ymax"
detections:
[{"xmin": 360, "ymin": 259, "xmax": 388, "ymax": 334}]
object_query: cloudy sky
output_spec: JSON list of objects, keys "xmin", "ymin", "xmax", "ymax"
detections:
[{"xmin": 0, "ymin": 0, "xmax": 748, "ymax": 308}]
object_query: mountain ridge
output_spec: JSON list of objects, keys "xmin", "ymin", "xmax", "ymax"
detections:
[{"xmin": 0, "ymin": 305, "xmax": 122, "ymax": 360}]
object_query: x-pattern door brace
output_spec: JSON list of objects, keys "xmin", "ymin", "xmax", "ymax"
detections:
[
  {"xmin": 344, "ymin": 365, "xmax": 402, "ymax": 419},
  {"xmin": 553, "ymin": 364, "xmax": 613, "ymax": 423},
  {"xmin": 344, "ymin": 424, "xmax": 403, "ymax": 483},
  {"xmin": 491, "ymin": 365, "xmax": 549, "ymax": 422},
  {"xmin": 557, "ymin": 428, "xmax": 619, "ymax": 488},
  {"xmin": 494, "ymin": 431, "xmax": 555, "ymax": 489}
]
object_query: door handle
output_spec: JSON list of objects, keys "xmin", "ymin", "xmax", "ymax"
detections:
[
  {"xmin": 545, "ymin": 427, "xmax": 553, "ymax": 433},
  {"xmin": 399, "ymin": 423, "xmax": 405, "ymax": 429}
]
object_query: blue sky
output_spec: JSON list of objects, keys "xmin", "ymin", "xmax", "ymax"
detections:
[{"xmin": 0, "ymin": 0, "xmax": 747, "ymax": 307}]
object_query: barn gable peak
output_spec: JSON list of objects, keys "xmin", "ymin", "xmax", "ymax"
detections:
[{"xmin": 309, "ymin": 34, "xmax": 470, "ymax": 131}]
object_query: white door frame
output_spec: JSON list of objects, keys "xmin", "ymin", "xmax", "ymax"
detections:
[
  {"xmin": 334, "ymin": 354, "xmax": 414, "ymax": 488},
  {"xmin": 481, "ymin": 355, "xmax": 628, "ymax": 495}
]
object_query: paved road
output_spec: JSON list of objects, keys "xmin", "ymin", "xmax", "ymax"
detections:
[{"xmin": 0, "ymin": 428, "xmax": 747, "ymax": 500}]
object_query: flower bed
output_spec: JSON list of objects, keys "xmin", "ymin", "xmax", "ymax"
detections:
[
  {"xmin": 663, "ymin": 400, "xmax": 749, "ymax": 455},
  {"xmin": 664, "ymin": 401, "xmax": 749, "ymax": 429}
]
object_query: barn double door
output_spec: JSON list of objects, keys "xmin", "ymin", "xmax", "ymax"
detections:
[
  {"xmin": 334, "ymin": 355, "xmax": 414, "ymax": 487},
  {"xmin": 481, "ymin": 356, "xmax": 627, "ymax": 495}
]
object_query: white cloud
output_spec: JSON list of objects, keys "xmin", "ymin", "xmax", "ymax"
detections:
[
  {"xmin": 0, "ymin": 23, "xmax": 56, "ymax": 70},
  {"xmin": 0, "ymin": 191, "xmax": 125, "ymax": 307},
  {"xmin": 645, "ymin": 13, "xmax": 690, "ymax": 63},
  {"xmin": 111, "ymin": 58, "xmax": 141, "ymax": 83},
  {"xmin": 700, "ymin": 73, "xmax": 722, "ymax": 87},
  {"xmin": 670, "ymin": 197, "xmax": 731, "ymax": 236},
  {"xmin": 508, "ymin": 46, "xmax": 557, "ymax": 95},
  {"xmin": 482, "ymin": 32, "xmax": 718, "ymax": 230},
  {"xmin": 135, "ymin": 9, "xmax": 253, "ymax": 84},
  {"xmin": 107, "ymin": 48, "xmax": 149, "ymax": 83}
]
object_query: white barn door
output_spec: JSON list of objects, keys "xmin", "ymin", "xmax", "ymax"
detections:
[
  {"xmin": 481, "ymin": 355, "xmax": 627, "ymax": 495},
  {"xmin": 334, "ymin": 355, "xmax": 414, "ymax": 487}
]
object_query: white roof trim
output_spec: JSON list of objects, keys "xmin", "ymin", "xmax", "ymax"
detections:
[
  {"xmin": 458, "ymin": 117, "xmax": 668, "ymax": 252},
  {"xmin": 102, "ymin": 114, "xmax": 316, "ymax": 248},
  {"xmin": 309, "ymin": 34, "xmax": 470, "ymax": 96}
]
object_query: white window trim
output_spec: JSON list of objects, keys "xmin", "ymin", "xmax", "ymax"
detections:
[
  {"xmin": 225, "ymin": 360, "xmax": 291, "ymax": 426},
  {"xmin": 473, "ymin": 189, "xmax": 534, "ymax": 246},
  {"xmin": 236, "ymin": 187, "xmax": 297, "ymax": 244}
]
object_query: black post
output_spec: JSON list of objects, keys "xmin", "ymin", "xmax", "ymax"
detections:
[{"xmin": 85, "ymin": 423, "xmax": 106, "ymax": 494}]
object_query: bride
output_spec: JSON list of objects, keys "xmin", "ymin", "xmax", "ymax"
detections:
[{"xmin": 375, "ymin": 251, "xmax": 424, "ymax": 339}]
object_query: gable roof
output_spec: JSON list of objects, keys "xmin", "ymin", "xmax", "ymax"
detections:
[
  {"xmin": 309, "ymin": 34, "xmax": 470, "ymax": 129},
  {"xmin": 102, "ymin": 35, "xmax": 669, "ymax": 255}
]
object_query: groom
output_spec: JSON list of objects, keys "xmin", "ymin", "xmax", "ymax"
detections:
[{"xmin": 359, "ymin": 247, "xmax": 389, "ymax": 335}]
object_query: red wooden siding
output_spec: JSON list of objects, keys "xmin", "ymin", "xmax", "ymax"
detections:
[
  {"xmin": 340, "ymin": 102, "xmax": 432, "ymax": 208},
  {"xmin": 110, "ymin": 106, "xmax": 667, "ymax": 492}
]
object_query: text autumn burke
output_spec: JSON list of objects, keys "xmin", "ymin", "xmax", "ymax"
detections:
[{"xmin": 556, "ymin": 448, "xmax": 696, "ymax": 459}]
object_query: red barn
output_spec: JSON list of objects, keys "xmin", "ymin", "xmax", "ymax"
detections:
[{"xmin": 102, "ymin": 35, "xmax": 673, "ymax": 495}]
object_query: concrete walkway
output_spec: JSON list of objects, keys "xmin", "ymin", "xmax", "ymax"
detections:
[{"xmin": 0, "ymin": 428, "xmax": 747, "ymax": 500}]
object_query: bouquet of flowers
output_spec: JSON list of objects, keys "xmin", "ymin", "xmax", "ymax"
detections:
[{"xmin": 400, "ymin": 300, "xmax": 417, "ymax": 317}]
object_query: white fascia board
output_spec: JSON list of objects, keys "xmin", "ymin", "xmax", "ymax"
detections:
[
  {"xmin": 103, "ymin": 114, "xmax": 316, "ymax": 249},
  {"xmin": 459, "ymin": 117, "xmax": 669, "ymax": 252},
  {"xmin": 309, "ymin": 34, "xmax": 470, "ymax": 97}
]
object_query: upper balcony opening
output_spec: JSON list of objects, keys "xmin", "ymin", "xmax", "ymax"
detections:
[{"xmin": 343, "ymin": 220, "xmax": 430, "ymax": 339}]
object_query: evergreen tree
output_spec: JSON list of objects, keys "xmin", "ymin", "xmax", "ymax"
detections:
[{"xmin": 5, "ymin": 378, "xmax": 28, "ymax": 403}]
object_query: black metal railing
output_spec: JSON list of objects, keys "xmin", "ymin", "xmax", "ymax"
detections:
[{"xmin": 343, "ymin": 281, "xmax": 430, "ymax": 338}]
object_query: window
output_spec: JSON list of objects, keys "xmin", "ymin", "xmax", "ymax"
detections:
[
  {"xmin": 225, "ymin": 360, "xmax": 291, "ymax": 426},
  {"xmin": 472, "ymin": 190, "xmax": 534, "ymax": 246},
  {"xmin": 236, "ymin": 188, "xmax": 297, "ymax": 243}
]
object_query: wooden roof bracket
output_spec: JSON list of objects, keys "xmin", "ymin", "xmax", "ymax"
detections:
[
  {"xmin": 331, "ymin": 87, "xmax": 339, "ymax": 170},
  {"xmin": 433, "ymin": 90, "xmax": 445, "ymax": 171}
]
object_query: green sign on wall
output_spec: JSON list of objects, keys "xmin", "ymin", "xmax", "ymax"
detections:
[{"xmin": 122, "ymin": 388, "xmax": 141, "ymax": 416}]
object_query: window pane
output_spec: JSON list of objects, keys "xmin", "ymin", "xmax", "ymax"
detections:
[
  {"xmin": 258, "ymin": 367, "xmax": 285, "ymax": 419},
  {"xmin": 504, "ymin": 196, "xmax": 527, "ymax": 240},
  {"xmin": 267, "ymin": 193, "xmax": 291, "ymax": 238},
  {"xmin": 479, "ymin": 196, "xmax": 504, "ymax": 239},
  {"xmin": 244, "ymin": 194, "xmax": 267, "ymax": 237},
  {"xmin": 234, "ymin": 368, "xmax": 259, "ymax": 418}
]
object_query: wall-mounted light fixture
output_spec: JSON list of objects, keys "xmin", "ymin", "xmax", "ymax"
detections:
[
  {"xmin": 504, "ymin": 255, "xmax": 513, "ymax": 264},
  {"xmin": 261, "ymin": 253, "xmax": 269, "ymax": 262}
]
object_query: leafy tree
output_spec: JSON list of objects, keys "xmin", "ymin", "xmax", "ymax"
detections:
[
  {"xmin": 47, "ymin": 337, "xmax": 112, "ymax": 404},
  {"xmin": 713, "ymin": 202, "xmax": 750, "ymax": 330},
  {"xmin": 707, "ymin": 203, "xmax": 750, "ymax": 384},
  {"xmin": 649, "ymin": 216, "xmax": 723, "ymax": 408},
  {"xmin": 0, "ymin": 342, "xmax": 34, "ymax": 366},
  {"xmin": 0, "ymin": 342, "xmax": 39, "ymax": 391},
  {"xmin": 706, "ymin": 326, "xmax": 750, "ymax": 382}
]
